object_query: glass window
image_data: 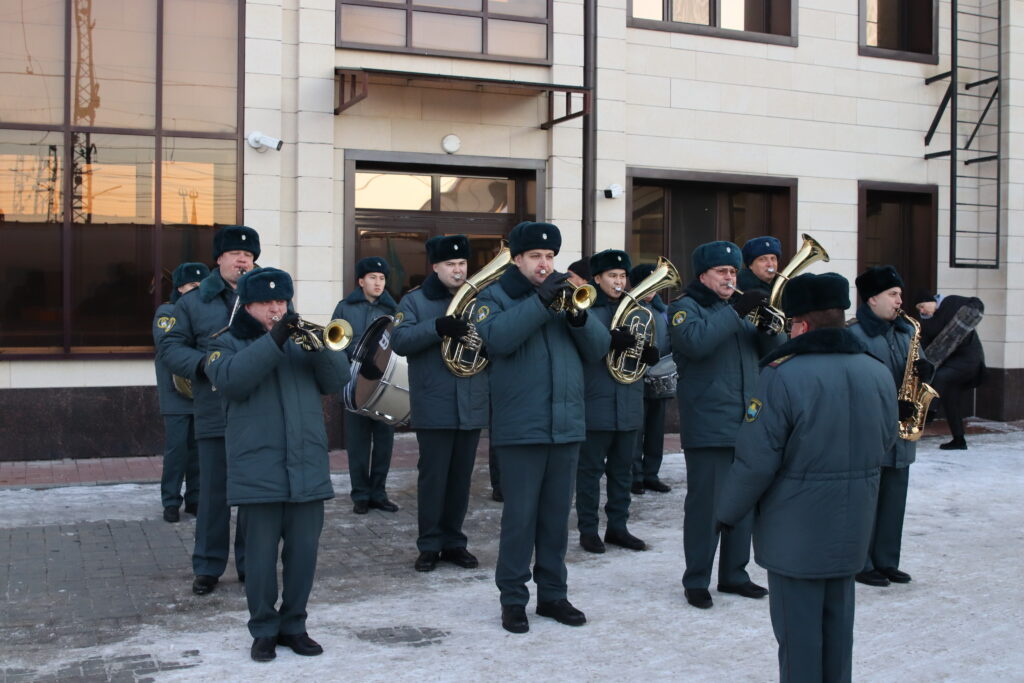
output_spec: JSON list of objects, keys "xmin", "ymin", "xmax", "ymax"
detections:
[
  {"xmin": 355, "ymin": 173, "xmax": 433, "ymax": 210},
  {"xmin": 632, "ymin": 0, "xmax": 663, "ymax": 20},
  {"xmin": 634, "ymin": 0, "xmax": 793, "ymax": 40},
  {"xmin": 672, "ymin": 0, "xmax": 709, "ymax": 24},
  {"xmin": 414, "ymin": 0, "xmax": 482, "ymax": 11},
  {"xmin": 489, "ymin": 0, "xmax": 547, "ymax": 19},
  {"xmin": 412, "ymin": 13, "xmax": 482, "ymax": 52},
  {"xmin": 488, "ymin": 19, "xmax": 546, "ymax": 59},
  {"xmin": 0, "ymin": 0, "xmax": 65, "ymax": 125},
  {"xmin": 864, "ymin": 0, "xmax": 934, "ymax": 56},
  {"xmin": 339, "ymin": 5, "xmax": 407, "ymax": 47},
  {"xmin": 358, "ymin": 230, "xmax": 429, "ymax": 298},
  {"xmin": 439, "ymin": 176, "xmax": 513, "ymax": 212}
]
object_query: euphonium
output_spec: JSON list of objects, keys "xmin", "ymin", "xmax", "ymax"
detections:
[
  {"xmin": 732, "ymin": 234, "xmax": 830, "ymax": 334},
  {"xmin": 896, "ymin": 310, "xmax": 940, "ymax": 441},
  {"xmin": 606, "ymin": 256, "xmax": 682, "ymax": 384},
  {"xmin": 287, "ymin": 317, "xmax": 354, "ymax": 352},
  {"xmin": 441, "ymin": 241, "xmax": 513, "ymax": 377}
]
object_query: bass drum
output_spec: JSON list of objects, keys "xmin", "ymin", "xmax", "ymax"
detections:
[
  {"xmin": 343, "ymin": 315, "xmax": 410, "ymax": 426},
  {"xmin": 643, "ymin": 355, "xmax": 678, "ymax": 400}
]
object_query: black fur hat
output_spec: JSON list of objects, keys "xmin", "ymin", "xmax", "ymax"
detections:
[
  {"xmin": 213, "ymin": 225, "xmax": 260, "ymax": 260},
  {"xmin": 237, "ymin": 267, "xmax": 293, "ymax": 304},
  {"xmin": 630, "ymin": 262, "xmax": 657, "ymax": 285},
  {"xmin": 855, "ymin": 265, "xmax": 904, "ymax": 301},
  {"xmin": 741, "ymin": 236, "xmax": 782, "ymax": 267},
  {"xmin": 425, "ymin": 235, "xmax": 470, "ymax": 264},
  {"xmin": 590, "ymin": 249, "xmax": 631, "ymax": 277},
  {"xmin": 782, "ymin": 273, "xmax": 851, "ymax": 317},
  {"xmin": 172, "ymin": 262, "xmax": 209, "ymax": 289},
  {"xmin": 692, "ymin": 240, "xmax": 741, "ymax": 275},
  {"xmin": 568, "ymin": 258, "xmax": 591, "ymax": 280},
  {"xmin": 508, "ymin": 221, "xmax": 561, "ymax": 256},
  {"xmin": 356, "ymin": 257, "xmax": 389, "ymax": 280}
]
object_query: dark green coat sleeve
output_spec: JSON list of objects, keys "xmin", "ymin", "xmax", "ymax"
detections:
[
  {"xmin": 476, "ymin": 292, "xmax": 553, "ymax": 357},
  {"xmin": 669, "ymin": 298, "xmax": 745, "ymax": 361},
  {"xmin": 156, "ymin": 297, "xmax": 206, "ymax": 380},
  {"xmin": 391, "ymin": 294, "xmax": 442, "ymax": 356},
  {"xmin": 206, "ymin": 333, "xmax": 284, "ymax": 401}
]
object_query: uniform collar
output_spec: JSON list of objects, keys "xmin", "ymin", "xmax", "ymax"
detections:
[
  {"xmin": 229, "ymin": 307, "xmax": 267, "ymax": 340},
  {"xmin": 421, "ymin": 272, "xmax": 452, "ymax": 301},
  {"xmin": 855, "ymin": 303, "xmax": 909, "ymax": 337},
  {"xmin": 498, "ymin": 266, "xmax": 535, "ymax": 299},
  {"xmin": 199, "ymin": 269, "xmax": 230, "ymax": 303},
  {"xmin": 344, "ymin": 287, "xmax": 398, "ymax": 309},
  {"xmin": 760, "ymin": 327, "xmax": 867, "ymax": 367},
  {"xmin": 684, "ymin": 279, "xmax": 734, "ymax": 307}
]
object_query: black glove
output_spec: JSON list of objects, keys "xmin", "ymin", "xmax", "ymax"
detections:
[
  {"xmin": 609, "ymin": 327, "xmax": 636, "ymax": 352},
  {"xmin": 195, "ymin": 358, "xmax": 207, "ymax": 381},
  {"xmin": 270, "ymin": 311, "xmax": 300, "ymax": 348},
  {"xmin": 898, "ymin": 400, "xmax": 915, "ymax": 421},
  {"xmin": 435, "ymin": 315, "xmax": 470, "ymax": 339},
  {"xmin": 714, "ymin": 520, "xmax": 734, "ymax": 535},
  {"xmin": 359, "ymin": 362, "xmax": 384, "ymax": 381},
  {"xmin": 733, "ymin": 289, "xmax": 768, "ymax": 318},
  {"xmin": 914, "ymin": 358, "xmax": 934, "ymax": 380},
  {"xmin": 641, "ymin": 344, "xmax": 660, "ymax": 365},
  {"xmin": 566, "ymin": 308, "xmax": 588, "ymax": 327},
  {"xmin": 536, "ymin": 271, "xmax": 571, "ymax": 307}
]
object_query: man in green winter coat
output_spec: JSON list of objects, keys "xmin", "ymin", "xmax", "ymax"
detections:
[
  {"xmin": 576, "ymin": 249, "xmax": 657, "ymax": 554},
  {"xmin": 737, "ymin": 235, "xmax": 781, "ymax": 294},
  {"xmin": 391, "ymin": 235, "xmax": 489, "ymax": 573},
  {"xmin": 668, "ymin": 240, "xmax": 780, "ymax": 610},
  {"xmin": 157, "ymin": 225, "xmax": 258, "ymax": 595},
  {"xmin": 848, "ymin": 265, "xmax": 933, "ymax": 588},
  {"xmin": 153, "ymin": 262, "xmax": 208, "ymax": 523},
  {"xmin": 476, "ymin": 222, "xmax": 609, "ymax": 634},
  {"xmin": 333, "ymin": 256, "xmax": 399, "ymax": 514},
  {"xmin": 205, "ymin": 267, "xmax": 350, "ymax": 663},
  {"xmin": 718, "ymin": 272, "xmax": 897, "ymax": 683}
]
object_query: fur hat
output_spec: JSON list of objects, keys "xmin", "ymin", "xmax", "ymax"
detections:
[
  {"xmin": 913, "ymin": 289, "xmax": 936, "ymax": 305},
  {"xmin": 237, "ymin": 267, "xmax": 293, "ymax": 305},
  {"xmin": 356, "ymin": 257, "xmax": 389, "ymax": 280},
  {"xmin": 630, "ymin": 263, "xmax": 657, "ymax": 285},
  {"xmin": 213, "ymin": 225, "xmax": 260, "ymax": 261},
  {"xmin": 590, "ymin": 249, "xmax": 631, "ymax": 277},
  {"xmin": 568, "ymin": 258, "xmax": 591, "ymax": 280},
  {"xmin": 508, "ymin": 221, "xmax": 561, "ymax": 257},
  {"xmin": 425, "ymin": 235, "xmax": 470, "ymax": 264},
  {"xmin": 741, "ymin": 236, "xmax": 782, "ymax": 267},
  {"xmin": 782, "ymin": 273, "xmax": 851, "ymax": 317},
  {"xmin": 692, "ymin": 241, "xmax": 742, "ymax": 275},
  {"xmin": 172, "ymin": 262, "xmax": 210, "ymax": 289},
  {"xmin": 855, "ymin": 265, "xmax": 904, "ymax": 301}
]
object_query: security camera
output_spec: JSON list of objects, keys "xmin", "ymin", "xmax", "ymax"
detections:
[
  {"xmin": 247, "ymin": 131, "xmax": 283, "ymax": 152},
  {"xmin": 604, "ymin": 183, "xmax": 625, "ymax": 199}
]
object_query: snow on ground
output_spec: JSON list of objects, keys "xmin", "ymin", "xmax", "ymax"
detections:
[{"xmin": 2, "ymin": 431, "xmax": 1022, "ymax": 681}]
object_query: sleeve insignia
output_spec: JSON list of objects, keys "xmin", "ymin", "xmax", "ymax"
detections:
[
  {"xmin": 207, "ymin": 350, "xmax": 221, "ymax": 364},
  {"xmin": 671, "ymin": 310, "xmax": 687, "ymax": 326},
  {"xmin": 475, "ymin": 305, "xmax": 490, "ymax": 323},
  {"xmin": 768, "ymin": 354, "xmax": 795, "ymax": 367},
  {"xmin": 157, "ymin": 316, "xmax": 173, "ymax": 332},
  {"xmin": 744, "ymin": 398, "xmax": 763, "ymax": 422},
  {"xmin": 393, "ymin": 312, "xmax": 404, "ymax": 326}
]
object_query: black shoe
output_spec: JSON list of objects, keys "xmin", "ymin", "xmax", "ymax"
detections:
[
  {"xmin": 492, "ymin": 488, "xmax": 504, "ymax": 502},
  {"xmin": 855, "ymin": 570, "xmax": 891, "ymax": 587},
  {"xmin": 238, "ymin": 571, "xmax": 246, "ymax": 584},
  {"xmin": 414, "ymin": 551, "xmax": 440, "ymax": 572},
  {"xmin": 250, "ymin": 636, "xmax": 277, "ymax": 662},
  {"xmin": 192, "ymin": 575, "xmax": 218, "ymax": 595},
  {"xmin": 353, "ymin": 501, "xmax": 369, "ymax": 514},
  {"xmin": 939, "ymin": 438, "xmax": 968, "ymax": 450},
  {"xmin": 184, "ymin": 502, "xmax": 198, "ymax": 516},
  {"xmin": 579, "ymin": 533, "xmax": 606, "ymax": 554},
  {"xmin": 277, "ymin": 632, "xmax": 323, "ymax": 656},
  {"xmin": 369, "ymin": 498, "xmax": 399, "ymax": 512},
  {"xmin": 536, "ymin": 598, "xmax": 587, "ymax": 626},
  {"xmin": 631, "ymin": 481, "xmax": 645, "ymax": 495},
  {"xmin": 717, "ymin": 581, "xmax": 768, "ymax": 599},
  {"xmin": 440, "ymin": 547, "xmax": 479, "ymax": 568},
  {"xmin": 879, "ymin": 567, "xmax": 912, "ymax": 583},
  {"xmin": 501, "ymin": 605, "xmax": 529, "ymax": 634},
  {"xmin": 644, "ymin": 478, "xmax": 672, "ymax": 493},
  {"xmin": 685, "ymin": 588, "xmax": 713, "ymax": 609},
  {"xmin": 163, "ymin": 506, "xmax": 180, "ymax": 523},
  {"xmin": 604, "ymin": 527, "xmax": 646, "ymax": 551}
]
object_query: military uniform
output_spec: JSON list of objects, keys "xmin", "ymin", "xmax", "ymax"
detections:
[
  {"xmin": 205, "ymin": 267, "xmax": 350, "ymax": 660},
  {"xmin": 718, "ymin": 272, "xmax": 897, "ymax": 683},
  {"xmin": 332, "ymin": 279, "xmax": 398, "ymax": 509},
  {"xmin": 738, "ymin": 235, "xmax": 781, "ymax": 294},
  {"xmin": 632, "ymin": 289, "xmax": 673, "ymax": 492}
]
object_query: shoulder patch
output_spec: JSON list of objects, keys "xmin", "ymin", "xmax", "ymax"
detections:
[
  {"xmin": 475, "ymin": 305, "xmax": 490, "ymax": 323},
  {"xmin": 157, "ymin": 316, "xmax": 173, "ymax": 332},
  {"xmin": 207, "ymin": 350, "xmax": 221, "ymax": 364},
  {"xmin": 672, "ymin": 310, "xmax": 687, "ymax": 326},
  {"xmin": 744, "ymin": 398, "xmax": 763, "ymax": 422},
  {"xmin": 393, "ymin": 311, "xmax": 405, "ymax": 326},
  {"xmin": 768, "ymin": 354, "xmax": 795, "ymax": 368},
  {"xmin": 845, "ymin": 317, "xmax": 858, "ymax": 327}
]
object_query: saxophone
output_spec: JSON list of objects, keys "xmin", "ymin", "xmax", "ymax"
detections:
[{"xmin": 896, "ymin": 310, "xmax": 940, "ymax": 441}]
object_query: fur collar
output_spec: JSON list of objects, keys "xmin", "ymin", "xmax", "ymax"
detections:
[
  {"xmin": 420, "ymin": 272, "xmax": 452, "ymax": 301},
  {"xmin": 592, "ymin": 281, "xmax": 619, "ymax": 308},
  {"xmin": 684, "ymin": 279, "xmax": 736, "ymax": 308},
  {"xmin": 199, "ymin": 269, "xmax": 230, "ymax": 303},
  {"xmin": 760, "ymin": 327, "xmax": 868, "ymax": 367},
  {"xmin": 498, "ymin": 266, "xmax": 535, "ymax": 300},
  {"xmin": 854, "ymin": 303, "xmax": 910, "ymax": 338},
  {"xmin": 649, "ymin": 294, "xmax": 667, "ymax": 313},
  {"xmin": 343, "ymin": 287, "xmax": 398, "ymax": 309},
  {"xmin": 229, "ymin": 307, "xmax": 268, "ymax": 340}
]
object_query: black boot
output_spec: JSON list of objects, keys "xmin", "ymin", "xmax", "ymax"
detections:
[
  {"xmin": 163, "ymin": 506, "xmax": 180, "ymax": 523},
  {"xmin": 501, "ymin": 605, "xmax": 529, "ymax": 633},
  {"xmin": 536, "ymin": 598, "xmax": 586, "ymax": 626},
  {"xmin": 604, "ymin": 527, "xmax": 646, "ymax": 551},
  {"xmin": 939, "ymin": 437, "xmax": 967, "ymax": 450},
  {"xmin": 579, "ymin": 533, "xmax": 606, "ymax": 554},
  {"xmin": 277, "ymin": 632, "xmax": 323, "ymax": 656},
  {"xmin": 250, "ymin": 637, "xmax": 277, "ymax": 662}
]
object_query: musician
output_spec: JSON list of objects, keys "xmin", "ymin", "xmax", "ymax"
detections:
[
  {"xmin": 332, "ymin": 257, "xmax": 399, "ymax": 514},
  {"xmin": 205, "ymin": 268, "xmax": 350, "ymax": 662},
  {"xmin": 567, "ymin": 258, "xmax": 591, "ymax": 287},
  {"xmin": 391, "ymin": 235, "xmax": 489, "ymax": 573},
  {"xmin": 718, "ymin": 273, "xmax": 896, "ymax": 683},
  {"xmin": 153, "ymin": 262, "xmax": 208, "ymax": 523},
  {"xmin": 914, "ymin": 290, "xmax": 986, "ymax": 450},
  {"xmin": 576, "ymin": 249, "xmax": 655, "ymax": 554},
  {"xmin": 668, "ymin": 241, "xmax": 776, "ymax": 609},
  {"xmin": 476, "ymin": 221, "xmax": 608, "ymax": 634},
  {"xmin": 629, "ymin": 262, "xmax": 673, "ymax": 496},
  {"xmin": 848, "ymin": 265, "xmax": 933, "ymax": 587},
  {"xmin": 738, "ymin": 236, "xmax": 781, "ymax": 292},
  {"xmin": 157, "ymin": 225, "xmax": 257, "ymax": 595}
]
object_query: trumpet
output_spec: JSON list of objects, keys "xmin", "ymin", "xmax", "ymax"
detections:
[
  {"xmin": 286, "ymin": 317, "xmax": 353, "ymax": 352},
  {"xmin": 549, "ymin": 281, "xmax": 597, "ymax": 313}
]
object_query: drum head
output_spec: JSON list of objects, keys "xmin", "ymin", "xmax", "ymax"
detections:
[{"xmin": 344, "ymin": 316, "xmax": 406, "ymax": 423}]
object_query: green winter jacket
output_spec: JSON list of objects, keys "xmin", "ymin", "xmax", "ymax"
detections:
[
  {"xmin": 332, "ymin": 288, "xmax": 398, "ymax": 361},
  {"xmin": 582, "ymin": 286, "xmax": 644, "ymax": 432},
  {"xmin": 153, "ymin": 302, "xmax": 193, "ymax": 416}
]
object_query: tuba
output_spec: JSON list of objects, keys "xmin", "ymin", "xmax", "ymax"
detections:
[
  {"xmin": 896, "ymin": 310, "xmax": 940, "ymax": 441},
  {"xmin": 441, "ymin": 241, "xmax": 513, "ymax": 377},
  {"xmin": 733, "ymin": 234, "xmax": 830, "ymax": 334},
  {"xmin": 287, "ymin": 317, "xmax": 354, "ymax": 352},
  {"xmin": 606, "ymin": 256, "xmax": 682, "ymax": 384}
]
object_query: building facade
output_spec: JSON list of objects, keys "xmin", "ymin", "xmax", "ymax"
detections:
[{"xmin": 0, "ymin": 0, "xmax": 1020, "ymax": 459}]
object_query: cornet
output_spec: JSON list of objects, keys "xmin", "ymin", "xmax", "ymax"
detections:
[{"xmin": 285, "ymin": 317, "xmax": 353, "ymax": 352}]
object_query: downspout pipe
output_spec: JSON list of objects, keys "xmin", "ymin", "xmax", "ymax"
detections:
[{"xmin": 581, "ymin": 0, "xmax": 596, "ymax": 257}]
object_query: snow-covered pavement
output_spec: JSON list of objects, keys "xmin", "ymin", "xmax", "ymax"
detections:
[{"xmin": 2, "ymin": 428, "xmax": 1021, "ymax": 681}]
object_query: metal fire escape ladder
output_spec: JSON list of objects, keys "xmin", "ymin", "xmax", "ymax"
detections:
[{"xmin": 923, "ymin": 0, "xmax": 1001, "ymax": 268}]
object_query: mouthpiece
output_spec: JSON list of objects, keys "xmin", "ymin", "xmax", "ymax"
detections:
[
  {"xmin": 614, "ymin": 286, "xmax": 623, "ymax": 292},
  {"xmin": 271, "ymin": 315, "xmax": 281, "ymax": 322},
  {"xmin": 766, "ymin": 267, "xmax": 776, "ymax": 274},
  {"xmin": 539, "ymin": 269, "xmax": 547, "ymax": 275}
]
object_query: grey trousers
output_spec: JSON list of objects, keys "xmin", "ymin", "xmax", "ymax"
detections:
[
  {"xmin": 863, "ymin": 465, "xmax": 910, "ymax": 573},
  {"xmin": 193, "ymin": 437, "xmax": 245, "ymax": 578},
  {"xmin": 345, "ymin": 411, "xmax": 395, "ymax": 504},
  {"xmin": 160, "ymin": 413, "xmax": 199, "ymax": 509},
  {"xmin": 415, "ymin": 428, "xmax": 481, "ymax": 552},
  {"xmin": 576, "ymin": 429, "xmax": 638, "ymax": 534},
  {"xmin": 633, "ymin": 397, "xmax": 668, "ymax": 483}
]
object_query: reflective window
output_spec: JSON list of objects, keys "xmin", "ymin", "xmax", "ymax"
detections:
[
  {"xmin": 0, "ymin": 1, "xmax": 65, "ymax": 125},
  {"xmin": 339, "ymin": 5, "xmax": 406, "ymax": 46},
  {"xmin": 358, "ymin": 230, "xmax": 429, "ymax": 298},
  {"xmin": 632, "ymin": 0, "xmax": 794, "ymax": 40},
  {"xmin": 412, "ymin": 13, "xmax": 482, "ymax": 52},
  {"xmin": 439, "ymin": 176, "xmax": 513, "ymax": 213},
  {"xmin": 356, "ymin": 173, "xmax": 433, "ymax": 211},
  {"xmin": 488, "ymin": 19, "xmax": 546, "ymax": 60},
  {"xmin": 863, "ymin": 0, "xmax": 934, "ymax": 57}
]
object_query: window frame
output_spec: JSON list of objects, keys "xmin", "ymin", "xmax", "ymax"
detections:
[
  {"xmin": 626, "ymin": 0, "xmax": 799, "ymax": 47},
  {"xmin": 336, "ymin": 0, "xmax": 554, "ymax": 65},
  {"xmin": 0, "ymin": 0, "xmax": 245, "ymax": 360},
  {"xmin": 858, "ymin": 0, "xmax": 939, "ymax": 64}
]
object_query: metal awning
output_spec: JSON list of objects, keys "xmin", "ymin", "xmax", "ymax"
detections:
[{"xmin": 334, "ymin": 67, "xmax": 590, "ymax": 129}]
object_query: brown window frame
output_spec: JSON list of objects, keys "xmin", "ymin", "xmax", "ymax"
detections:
[
  {"xmin": 0, "ymin": 0, "xmax": 245, "ymax": 360},
  {"xmin": 858, "ymin": 0, "xmax": 939, "ymax": 65},
  {"xmin": 336, "ymin": 0, "xmax": 554, "ymax": 65},
  {"xmin": 627, "ymin": 0, "xmax": 799, "ymax": 47}
]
